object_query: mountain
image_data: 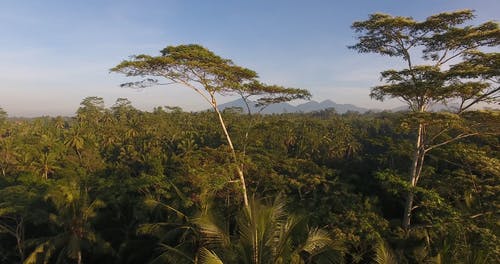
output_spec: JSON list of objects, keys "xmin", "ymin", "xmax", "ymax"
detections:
[
  {"xmin": 390, "ymin": 103, "xmax": 463, "ymax": 112},
  {"xmin": 296, "ymin": 100, "xmax": 368, "ymax": 113},
  {"xmin": 217, "ymin": 99, "xmax": 369, "ymax": 114}
]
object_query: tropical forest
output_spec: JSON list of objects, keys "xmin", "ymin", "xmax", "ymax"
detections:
[{"xmin": 0, "ymin": 7, "xmax": 499, "ymax": 264}]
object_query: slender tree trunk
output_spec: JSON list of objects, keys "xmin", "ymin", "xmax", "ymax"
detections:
[
  {"xmin": 402, "ymin": 192, "xmax": 414, "ymax": 231},
  {"xmin": 211, "ymin": 99, "xmax": 250, "ymax": 210},
  {"xmin": 43, "ymin": 153, "xmax": 48, "ymax": 180},
  {"xmin": 43, "ymin": 165, "xmax": 48, "ymax": 180},
  {"xmin": 403, "ymin": 122, "xmax": 425, "ymax": 231}
]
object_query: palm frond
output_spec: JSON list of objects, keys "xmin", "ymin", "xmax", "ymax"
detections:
[
  {"xmin": 24, "ymin": 240, "xmax": 51, "ymax": 264},
  {"xmin": 24, "ymin": 234, "xmax": 66, "ymax": 264},
  {"xmin": 83, "ymin": 199, "xmax": 105, "ymax": 219},
  {"xmin": 302, "ymin": 228, "xmax": 335, "ymax": 256},
  {"xmin": 292, "ymin": 228, "xmax": 346, "ymax": 264},
  {"xmin": 149, "ymin": 244, "xmax": 194, "ymax": 264},
  {"xmin": 198, "ymin": 247, "xmax": 224, "ymax": 264},
  {"xmin": 195, "ymin": 214, "xmax": 230, "ymax": 249},
  {"xmin": 272, "ymin": 214, "xmax": 302, "ymax": 260},
  {"xmin": 373, "ymin": 240, "xmax": 398, "ymax": 264},
  {"xmin": 466, "ymin": 248, "xmax": 489, "ymax": 264},
  {"xmin": 144, "ymin": 197, "xmax": 189, "ymax": 221},
  {"xmin": 137, "ymin": 223, "xmax": 181, "ymax": 236}
]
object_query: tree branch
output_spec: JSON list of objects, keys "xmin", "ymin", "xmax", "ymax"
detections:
[
  {"xmin": 457, "ymin": 86, "xmax": 500, "ymax": 114},
  {"xmin": 424, "ymin": 132, "xmax": 479, "ymax": 153}
]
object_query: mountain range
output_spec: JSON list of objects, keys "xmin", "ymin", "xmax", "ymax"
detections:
[{"xmin": 217, "ymin": 99, "xmax": 369, "ymax": 114}]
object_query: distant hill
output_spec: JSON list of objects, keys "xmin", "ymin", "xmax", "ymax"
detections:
[
  {"xmin": 217, "ymin": 99, "xmax": 496, "ymax": 114},
  {"xmin": 389, "ymin": 103, "xmax": 464, "ymax": 113},
  {"xmin": 296, "ymin": 99, "xmax": 368, "ymax": 113},
  {"xmin": 217, "ymin": 99, "xmax": 369, "ymax": 114}
]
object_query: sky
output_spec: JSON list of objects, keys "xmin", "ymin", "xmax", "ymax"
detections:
[{"xmin": 0, "ymin": 0, "xmax": 498, "ymax": 116}]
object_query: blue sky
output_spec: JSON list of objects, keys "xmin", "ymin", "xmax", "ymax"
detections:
[{"xmin": 1, "ymin": 0, "xmax": 498, "ymax": 116}]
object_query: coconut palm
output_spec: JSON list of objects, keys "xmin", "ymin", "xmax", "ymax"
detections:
[
  {"xmin": 64, "ymin": 126, "xmax": 85, "ymax": 161},
  {"xmin": 137, "ymin": 196, "xmax": 201, "ymax": 264},
  {"xmin": 23, "ymin": 177, "xmax": 110, "ymax": 264},
  {"xmin": 139, "ymin": 194, "xmax": 344, "ymax": 264},
  {"xmin": 29, "ymin": 134, "xmax": 63, "ymax": 180},
  {"xmin": 196, "ymin": 196, "xmax": 344, "ymax": 264}
]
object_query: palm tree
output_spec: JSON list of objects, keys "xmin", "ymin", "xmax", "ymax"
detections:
[
  {"xmin": 139, "ymin": 194, "xmax": 344, "ymax": 264},
  {"xmin": 196, "ymin": 197, "xmax": 344, "ymax": 264},
  {"xmin": 64, "ymin": 126, "xmax": 85, "ymax": 161},
  {"xmin": 24, "ymin": 177, "xmax": 110, "ymax": 264},
  {"xmin": 30, "ymin": 135, "xmax": 62, "ymax": 180}
]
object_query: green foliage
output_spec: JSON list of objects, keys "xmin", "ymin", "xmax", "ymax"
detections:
[
  {"xmin": 112, "ymin": 44, "xmax": 311, "ymax": 213},
  {"xmin": 373, "ymin": 240, "xmax": 398, "ymax": 264},
  {"xmin": 0, "ymin": 107, "xmax": 6, "ymax": 124},
  {"xmin": 110, "ymin": 44, "xmax": 311, "ymax": 106},
  {"xmin": 1, "ymin": 12, "xmax": 499, "ymax": 261},
  {"xmin": 351, "ymin": 9, "xmax": 499, "ymax": 111},
  {"xmin": 194, "ymin": 196, "xmax": 344, "ymax": 264},
  {"xmin": 0, "ymin": 102, "xmax": 497, "ymax": 263},
  {"xmin": 350, "ymin": 9, "xmax": 499, "ymax": 231}
]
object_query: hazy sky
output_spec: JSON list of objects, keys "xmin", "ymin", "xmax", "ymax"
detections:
[{"xmin": 1, "ymin": 0, "xmax": 498, "ymax": 116}]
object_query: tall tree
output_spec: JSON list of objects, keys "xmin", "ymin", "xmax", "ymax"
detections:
[
  {"xmin": 111, "ymin": 44, "xmax": 310, "ymax": 211},
  {"xmin": 350, "ymin": 10, "xmax": 499, "ymax": 230}
]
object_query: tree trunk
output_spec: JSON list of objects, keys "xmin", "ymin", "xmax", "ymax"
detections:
[
  {"xmin": 402, "ymin": 122, "xmax": 425, "ymax": 231},
  {"xmin": 402, "ymin": 191, "xmax": 415, "ymax": 231},
  {"xmin": 211, "ymin": 99, "xmax": 250, "ymax": 211}
]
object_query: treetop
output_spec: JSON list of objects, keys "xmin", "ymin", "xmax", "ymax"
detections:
[
  {"xmin": 351, "ymin": 9, "xmax": 499, "ymax": 112},
  {"xmin": 111, "ymin": 44, "xmax": 311, "ymax": 107}
]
